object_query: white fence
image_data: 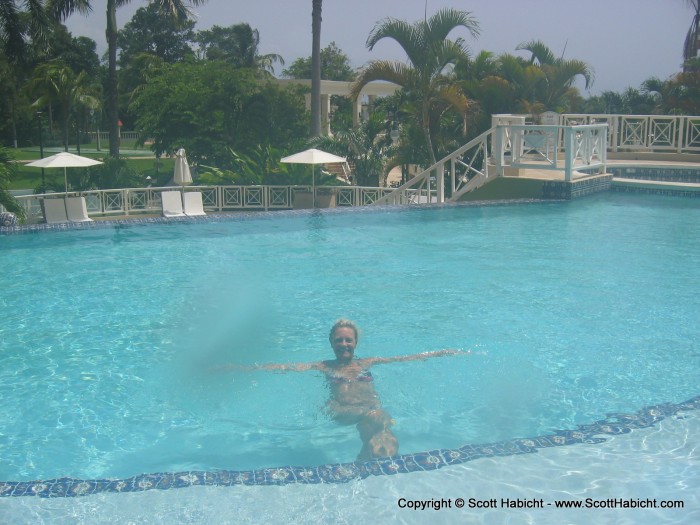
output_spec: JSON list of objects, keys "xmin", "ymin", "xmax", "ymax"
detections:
[
  {"xmin": 10, "ymin": 185, "xmax": 425, "ymax": 224},
  {"xmin": 500, "ymin": 124, "xmax": 607, "ymax": 181},
  {"xmin": 87, "ymin": 131, "xmax": 140, "ymax": 142},
  {"xmin": 375, "ymin": 122, "xmax": 608, "ymax": 205},
  {"xmin": 560, "ymin": 114, "xmax": 700, "ymax": 153}
]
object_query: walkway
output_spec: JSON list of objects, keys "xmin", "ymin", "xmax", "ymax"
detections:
[{"xmin": 504, "ymin": 158, "xmax": 700, "ymax": 193}]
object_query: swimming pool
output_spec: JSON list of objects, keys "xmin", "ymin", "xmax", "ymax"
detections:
[{"xmin": 0, "ymin": 194, "xmax": 698, "ymax": 517}]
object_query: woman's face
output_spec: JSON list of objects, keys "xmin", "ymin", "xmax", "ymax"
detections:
[{"xmin": 331, "ymin": 327, "xmax": 357, "ymax": 363}]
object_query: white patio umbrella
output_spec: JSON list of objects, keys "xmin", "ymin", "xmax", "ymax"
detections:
[
  {"xmin": 26, "ymin": 151, "xmax": 103, "ymax": 193},
  {"xmin": 280, "ymin": 148, "xmax": 347, "ymax": 207},
  {"xmin": 173, "ymin": 148, "xmax": 193, "ymax": 190}
]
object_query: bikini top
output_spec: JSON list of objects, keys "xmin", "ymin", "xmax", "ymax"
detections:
[{"xmin": 327, "ymin": 367, "xmax": 373, "ymax": 384}]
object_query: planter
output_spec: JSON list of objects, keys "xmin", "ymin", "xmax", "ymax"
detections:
[{"xmin": 293, "ymin": 190, "xmax": 336, "ymax": 209}]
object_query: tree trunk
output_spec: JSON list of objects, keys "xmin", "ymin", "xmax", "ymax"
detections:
[
  {"xmin": 62, "ymin": 114, "xmax": 69, "ymax": 152},
  {"xmin": 11, "ymin": 88, "xmax": 18, "ymax": 148},
  {"xmin": 106, "ymin": 0, "xmax": 120, "ymax": 158},
  {"xmin": 422, "ymin": 101, "xmax": 436, "ymax": 165},
  {"xmin": 310, "ymin": 0, "xmax": 322, "ymax": 136}
]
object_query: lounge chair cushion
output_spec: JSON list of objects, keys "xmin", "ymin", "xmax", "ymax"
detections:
[
  {"xmin": 43, "ymin": 198, "xmax": 69, "ymax": 224},
  {"xmin": 65, "ymin": 197, "xmax": 93, "ymax": 222},
  {"xmin": 183, "ymin": 192, "xmax": 206, "ymax": 216},
  {"xmin": 161, "ymin": 191, "xmax": 186, "ymax": 217}
]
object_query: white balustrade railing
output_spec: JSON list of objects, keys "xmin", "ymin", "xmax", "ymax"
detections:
[
  {"xmin": 375, "ymin": 121, "xmax": 608, "ymax": 204},
  {"xmin": 561, "ymin": 114, "xmax": 700, "ymax": 153},
  {"xmin": 374, "ymin": 128, "xmax": 495, "ymax": 206},
  {"xmin": 88, "ymin": 131, "xmax": 140, "ymax": 142},
  {"xmin": 10, "ymin": 185, "xmax": 401, "ymax": 224},
  {"xmin": 502, "ymin": 124, "xmax": 608, "ymax": 181}
]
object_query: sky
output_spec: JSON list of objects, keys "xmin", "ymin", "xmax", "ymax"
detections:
[{"xmin": 64, "ymin": 0, "xmax": 691, "ymax": 96}]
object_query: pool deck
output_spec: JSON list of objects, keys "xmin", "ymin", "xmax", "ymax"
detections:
[
  {"xmin": 506, "ymin": 158, "xmax": 700, "ymax": 196},
  {"xmin": 510, "ymin": 158, "xmax": 700, "ymax": 180},
  {"xmin": 3, "ymin": 159, "xmax": 699, "ymax": 231}
]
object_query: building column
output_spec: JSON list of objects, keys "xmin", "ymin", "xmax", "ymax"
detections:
[
  {"xmin": 321, "ymin": 94, "xmax": 331, "ymax": 136},
  {"xmin": 353, "ymin": 97, "xmax": 361, "ymax": 128}
]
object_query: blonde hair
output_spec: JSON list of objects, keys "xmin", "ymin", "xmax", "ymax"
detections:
[{"xmin": 329, "ymin": 319, "xmax": 359, "ymax": 342}]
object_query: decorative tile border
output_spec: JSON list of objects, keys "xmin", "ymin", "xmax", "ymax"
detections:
[
  {"xmin": 611, "ymin": 185, "xmax": 700, "ymax": 198},
  {"xmin": 607, "ymin": 166, "xmax": 700, "ymax": 183},
  {"xmin": 0, "ymin": 200, "xmax": 550, "ymax": 236},
  {"xmin": 541, "ymin": 175, "xmax": 612, "ymax": 200},
  {"xmin": 1, "ymin": 395, "xmax": 697, "ymax": 498},
  {"xmin": 608, "ymin": 166, "xmax": 700, "ymax": 197}
]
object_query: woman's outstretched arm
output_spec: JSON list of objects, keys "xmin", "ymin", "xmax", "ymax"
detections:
[
  {"xmin": 360, "ymin": 349, "xmax": 471, "ymax": 367},
  {"xmin": 211, "ymin": 361, "xmax": 324, "ymax": 373}
]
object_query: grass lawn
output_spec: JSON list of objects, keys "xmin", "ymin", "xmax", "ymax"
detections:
[{"xmin": 7, "ymin": 141, "xmax": 175, "ymax": 191}]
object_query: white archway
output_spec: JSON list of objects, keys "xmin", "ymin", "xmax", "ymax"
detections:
[{"xmin": 276, "ymin": 79, "xmax": 400, "ymax": 136}]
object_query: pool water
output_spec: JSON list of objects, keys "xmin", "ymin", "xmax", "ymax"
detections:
[{"xmin": 0, "ymin": 193, "xmax": 698, "ymax": 482}]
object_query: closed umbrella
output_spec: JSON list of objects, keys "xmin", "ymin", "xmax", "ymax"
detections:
[
  {"xmin": 26, "ymin": 152, "xmax": 103, "ymax": 193},
  {"xmin": 280, "ymin": 148, "xmax": 347, "ymax": 207},
  {"xmin": 173, "ymin": 148, "xmax": 193, "ymax": 191}
]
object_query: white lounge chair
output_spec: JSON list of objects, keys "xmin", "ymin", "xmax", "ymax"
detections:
[
  {"xmin": 161, "ymin": 191, "xmax": 186, "ymax": 217},
  {"xmin": 65, "ymin": 196, "xmax": 93, "ymax": 222},
  {"xmin": 43, "ymin": 198, "xmax": 69, "ymax": 224},
  {"xmin": 183, "ymin": 192, "xmax": 206, "ymax": 216}
]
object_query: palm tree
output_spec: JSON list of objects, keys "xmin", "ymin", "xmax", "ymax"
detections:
[
  {"xmin": 1, "ymin": 1, "xmax": 96, "ymax": 64},
  {"xmin": 309, "ymin": 112, "xmax": 397, "ymax": 186},
  {"xmin": 51, "ymin": 1, "xmax": 206, "ymax": 158},
  {"xmin": 30, "ymin": 60, "xmax": 100, "ymax": 150},
  {"xmin": 0, "ymin": 146, "xmax": 25, "ymax": 222},
  {"xmin": 310, "ymin": 0, "xmax": 322, "ymax": 136},
  {"xmin": 196, "ymin": 23, "xmax": 283, "ymax": 74},
  {"xmin": 684, "ymin": 0, "xmax": 700, "ymax": 69},
  {"xmin": 515, "ymin": 40, "xmax": 593, "ymax": 111},
  {"xmin": 1, "ymin": 1, "xmax": 43, "ymax": 59},
  {"xmin": 351, "ymin": 8, "xmax": 479, "ymax": 165},
  {"xmin": 1, "ymin": 1, "xmax": 60, "ymax": 59}
]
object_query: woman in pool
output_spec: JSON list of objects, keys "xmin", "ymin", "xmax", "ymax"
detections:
[{"xmin": 221, "ymin": 319, "xmax": 469, "ymax": 460}]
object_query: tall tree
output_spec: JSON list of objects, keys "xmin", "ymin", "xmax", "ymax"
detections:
[
  {"xmin": 117, "ymin": 2, "xmax": 196, "ymax": 128},
  {"xmin": 351, "ymin": 8, "xmax": 479, "ymax": 165},
  {"xmin": 30, "ymin": 60, "xmax": 100, "ymax": 150},
  {"xmin": 0, "ymin": 11, "xmax": 99, "ymax": 148},
  {"xmin": 196, "ymin": 23, "xmax": 283, "ymax": 74},
  {"xmin": 310, "ymin": 0, "xmax": 322, "ymax": 136},
  {"xmin": 1, "ymin": 1, "xmax": 77, "ymax": 60},
  {"xmin": 51, "ymin": 0, "xmax": 206, "ymax": 158},
  {"xmin": 129, "ymin": 61, "xmax": 307, "ymax": 166},
  {"xmin": 117, "ymin": 2, "xmax": 196, "ymax": 66},
  {"xmin": 283, "ymin": 41, "xmax": 353, "ymax": 81},
  {"xmin": 0, "ymin": 146, "xmax": 25, "ymax": 221},
  {"xmin": 0, "ymin": 46, "xmax": 27, "ymax": 147}
]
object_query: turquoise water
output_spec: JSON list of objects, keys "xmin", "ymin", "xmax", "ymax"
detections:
[{"xmin": 1, "ymin": 193, "xmax": 698, "ymax": 482}]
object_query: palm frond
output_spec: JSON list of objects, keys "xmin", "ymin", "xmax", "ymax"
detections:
[
  {"xmin": 46, "ymin": 0, "xmax": 92, "ymax": 20},
  {"xmin": 367, "ymin": 17, "xmax": 425, "ymax": 67},
  {"xmin": 684, "ymin": 13, "xmax": 700, "ymax": 62},
  {"xmin": 428, "ymin": 38, "xmax": 471, "ymax": 74},
  {"xmin": 350, "ymin": 60, "xmax": 418, "ymax": 98},
  {"xmin": 516, "ymin": 39, "xmax": 557, "ymax": 65},
  {"xmin": 423, "ymin": 7, "xmax": 479, "ymax": 43}
]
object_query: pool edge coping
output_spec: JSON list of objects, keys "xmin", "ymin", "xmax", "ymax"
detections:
[{"xmin": 1, "ymin": 199, "xmax": 559, "ymax": 236}]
